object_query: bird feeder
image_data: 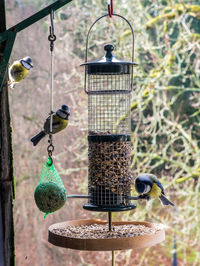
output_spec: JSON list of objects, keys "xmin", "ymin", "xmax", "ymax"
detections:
[
  {"xmin": 82, "ymin": 20, "xmax": 137, "ymax": 212},
  {"xmin": 48, "ymin": 14, "xmax": 165, "ymax": 259}
]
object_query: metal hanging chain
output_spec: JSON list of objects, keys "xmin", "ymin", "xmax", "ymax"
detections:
[
  {"xmin": 47, "ymin": 134, "xmax": 54, "ymax": 165},
  {"xmin": 48, "ymin": 9, "xmax": 57, "ymax": 52},
  {"xmin": 108, "ymin": 0, "xmax": 113, "ymax": 18},
  {"xmin": 47, "ymin": 9, "xmax": 56, "ymax": 165}
]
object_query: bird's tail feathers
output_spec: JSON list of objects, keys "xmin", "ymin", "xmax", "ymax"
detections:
[
  {"xmin": 30, "ymin": 131, "xmax": 46, "ymax": 146},
  {"xmin": 159, "ymin": 194, "xmax": 175, "ymax": 206}
]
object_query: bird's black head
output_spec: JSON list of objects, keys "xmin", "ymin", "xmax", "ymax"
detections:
[
  {"xmin": 20, "ymin": 57, "xmax": 33, "ymax": 69},
  {"xmin": 135, "ymin": 174, "xmax": 153, "ymax": 194},
  {"xmin": 56, "ymin": 105, "xmax": 70, "ymax": 120}
]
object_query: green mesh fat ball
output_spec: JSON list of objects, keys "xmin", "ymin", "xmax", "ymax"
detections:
[
  {"xmin": 34, "ymin": 157, "xmax": 67, "ymax": 217},
  {"xmin": 34, "ymin": 182, "xmax": 66, "ymax": 213}
]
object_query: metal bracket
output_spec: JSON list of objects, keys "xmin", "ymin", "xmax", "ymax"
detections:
[
  {"xmin": 67, "ymin": 195, "xmax": 91, "ymax": 199},
  {"xmin": 0, "ymin": 0, "xmax": 73, "ymax": 90}
]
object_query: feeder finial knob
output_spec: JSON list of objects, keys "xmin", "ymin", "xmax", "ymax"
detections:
[
  {"xmin": 104, "ymin": 44, "xmax": 114, "ymax": 51},
  {"xmin": 104, "ymin": 44, "xmax": 114, "ymax": 60}
]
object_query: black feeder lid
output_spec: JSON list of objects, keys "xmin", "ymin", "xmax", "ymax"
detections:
[{"xmin": 81, "ymin": 44, "xmax": 137, "ymax": 74}]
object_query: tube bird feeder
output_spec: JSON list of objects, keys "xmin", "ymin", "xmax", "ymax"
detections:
[{"xmin": 82, "ymin": 44, "xmax": 137, "ymax": 212}]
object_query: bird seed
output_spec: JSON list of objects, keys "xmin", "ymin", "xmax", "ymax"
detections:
[
  {"xmin": 88, "ymin": 131, "xmax": 133, "ymax": 206},
  {"xmin": 52, "ymin": 223, "xmax": 164, "ymax": 239}
]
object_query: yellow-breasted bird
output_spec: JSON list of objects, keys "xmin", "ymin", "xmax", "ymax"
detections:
[
  {"xmin": 8, "ymin": 56, "xmax": 33, "ymax": 88},
  {"xmin": 30, "ymin": 105, "xmax": 70, "ymax": 146},
  {"xmin": 135, "ymin": 173, "xmax": 175, "ymax": 206}
]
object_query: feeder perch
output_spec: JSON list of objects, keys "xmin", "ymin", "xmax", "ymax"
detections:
[{"xmin": 48, "ymin": 14, "xmax": 165, "ymax": 258}]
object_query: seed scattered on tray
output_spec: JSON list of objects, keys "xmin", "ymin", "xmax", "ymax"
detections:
[{"xmin": 51, "ymin": 223, "xmax": 164, "ymax": 239}]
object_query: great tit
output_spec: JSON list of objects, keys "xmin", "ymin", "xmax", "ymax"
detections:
[
  {"xmin": 135, "ymin": 173, "xmax": 175, "ymax": 206},
  {"xmin": 8, "ymin": 56, "xmax": 33, "ymax": 88},
  {"xmin": 30, "ymin": 105, "xmax": 70, "ymax": 146}
]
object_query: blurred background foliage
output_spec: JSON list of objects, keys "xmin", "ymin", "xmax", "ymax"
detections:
[{"xmin": 5, "ymin": 0, "xmax": 200, "ymax": 265}]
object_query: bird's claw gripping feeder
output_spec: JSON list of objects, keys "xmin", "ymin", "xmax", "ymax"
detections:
[{"xmin": 48, "ymin": 13, "xmax": 165, "ymax": 262}]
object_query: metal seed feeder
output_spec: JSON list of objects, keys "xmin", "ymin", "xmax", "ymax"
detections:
[{"xmin": 82, "ymin": 15, "xmax": 137, "ymax": 212}]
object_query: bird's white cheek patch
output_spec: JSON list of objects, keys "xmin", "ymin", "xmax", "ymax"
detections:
[
  {"xmin": 56, "ymin": 110, "xmax": 67, "ymax": 119},
  {"xmin": 144, "ymin": 185, "xmax": 151, "ymax": 193}
]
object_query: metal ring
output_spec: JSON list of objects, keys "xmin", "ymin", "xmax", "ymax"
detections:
[
  {"xmin": 47, "ymin": 144, "xmax": 54, "ymax": 153},
  {"xmin": 84, "ymin": 13, "xmax": 135, "ymax": 94},
  {"xmin": 48, "ymin": 34, "xmax": 56, "ymax": 42}
]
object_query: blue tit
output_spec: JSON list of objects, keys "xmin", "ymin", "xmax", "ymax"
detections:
[
  {"xmin": 8, "ymin": 56, "xmax": 33, "ymax": 88},
  {"xmin": 135, "ymin": 173, "xmax": 175, "ymax": 206},
  {"xmin": 30, "ymin": 105, "xmax": 70, "ymax": 146}
]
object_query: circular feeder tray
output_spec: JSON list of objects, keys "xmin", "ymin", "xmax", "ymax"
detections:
[
  {"xmin": 83, "ymin": 203, "xmax": 136, "ymax": 212},
  {"xmin": 48, "ymin": 219, "xmax": 165, "ymax": 251}
]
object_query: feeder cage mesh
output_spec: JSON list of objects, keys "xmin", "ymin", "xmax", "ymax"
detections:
[
  {"xmin": 88, "ymin": 75, "xmax": 131, "ymax": 134},
  {"xmin": 82, "ymin": 44, "xmax": 136, "ymax": 212}
]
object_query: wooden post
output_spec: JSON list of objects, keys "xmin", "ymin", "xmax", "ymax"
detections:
[{"xmin": 0, "ymin": 0, "xmax": 15, "ymax": 265}]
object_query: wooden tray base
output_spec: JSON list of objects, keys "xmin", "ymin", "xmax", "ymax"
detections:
[{"xmin": 48, "ymin": 219, "xmax": 165, "ymax": 251}]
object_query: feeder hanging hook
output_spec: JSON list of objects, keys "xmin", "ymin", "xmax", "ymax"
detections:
[
  {"xmin": 108, "ymin": 0, "xmax": 113, "ymax": 18},
  {"xmin": 48, "ymin": 9, "xmax": 56, "ymax": 51}
]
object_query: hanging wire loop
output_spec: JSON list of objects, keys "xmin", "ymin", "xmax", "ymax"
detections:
[
  {"xmin": 84, "ymin": 13, "xmax": 135, "ymax": 94},
  {"xmin": 48, "ymin": 9, "xmax": 56, "ymax": 51},
  {"xmin": 108, "ymin": 0, "xmax": 113, "ymax": 18}
]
